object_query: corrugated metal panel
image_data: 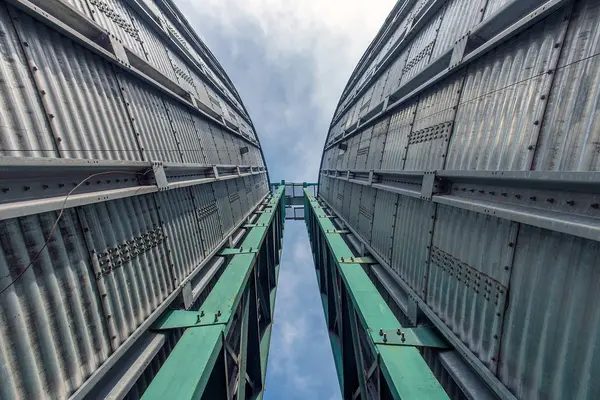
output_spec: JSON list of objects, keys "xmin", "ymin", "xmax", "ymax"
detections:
[
  {"xmin": 348, "ymin": 183, "xmax": 363, "ymax": 228},
  {"xmin": 225, "ymin": 134, "xmax": 242, "ymax": 166},
  {"xmin": 239, "ymin": 176, "xmax": 252, "ymax": 216},
  {"xmin": 78, "ymin": 193, "xmax": 173, "ymax": 348},
  {"xmin": 533, "ymin": 0, "xmax": 600, "ymax": 172},
  {"xmin": 164, "ymin": 99, "xmax": 206, "ymax": 164},
  {"xmin": 404, "ymin": 74, "xmax": 463, "ymax": 170},
  {"xmin": 193, "ymin": 115, "xmax": 219, "ymax": 164},
  {"xmin": 0, "ymin": 6, "xmax": 56, "ymax": 158},
  {"xmin": 87, "ymin": 0, "xmax": 145, "ymax": 58},
  {"xmin": 211, "ymin": 126, "xmax": 231, "ymax": 165},
  {"xmin": 369, "ymin": 71, "xmax": 388, "ymax": 110},
  {"xmin": 63, "ymin": 0, "xmax": 93, "ymax": 18},
  {"xmin": 366, "ymin": 118, "xmax": 390, "ymax": 170},
  {"xmin": 355, "ymin": 127, "xmax": 373, "ymax": 170},
  {"xmin": 189, "ymin": 183, "xmax": 223, "ymax": 255},
  {"xmin": 390, "ymin": 195, "xmax": 434, "ymax": 297},
  {"xmin": 166, "ymin": 48, "xmax": 197, "ymax": 96},
  {"xmin": 357, "ymin": 185, "xmax": 376, "ymax": 242},
  {"xmin": 14, "ymin": 9, "xmax": 141, "ymax": 161},
  {"xmin": 134, "ymin": 15, "xmax": 178, "ymax": 83},
  {"xmin": 0, "ymin": 210, "xmax": 110, "ymax": 399},
  {"xmin": 213, "ymin": 180, "xmax": 234, "ymax": 235},
  {"xmin": 428, "ymin": 205, "xmax": 517, "ymax": 371},
  {"xmin": 117, "ymin": 72, "xmax": 182, "ymax": 162},
  {"xmin": 382, "ymin": 51, "xmax": 408, "ymax": 99},
  {"xmin": 399, "ymin": 11, "xmax": 443, "ymax": 86},
  {"xmin": 432, "ymin": 0, "xmax": 485, "ymax": 59},
  {"xmin": 446, "ymin": 9, "xmax": 565, "ymax": 171},
  {"xmin": 155, "ymin": 187, "xmax": 204, "ymax": 285},
  {"xmin": 483, "ymin": 0, "xmax": 512, "ymax": 20},
  {"xmin": 380, "ymin": 101, "xmax": 417, "ymax": 170},
  {"xmin": 498, "ymin": 225, "xmax": 600, "ymax": 400},
  {"xmin": 370, "ymin": 188, "xmax": 397, "ymax": 262}
]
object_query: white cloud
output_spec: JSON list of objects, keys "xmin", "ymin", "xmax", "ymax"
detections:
[
  {"xmin": 171, "ymin": 2, "xmax": 396, "ymax": 398},
  {"xmin": 176, "ymin": 0, "xmax": 395, "ymax": 182}
]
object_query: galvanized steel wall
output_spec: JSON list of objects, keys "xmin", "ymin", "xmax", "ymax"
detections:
[
  {"xmin": 0, "ymin": 0, "xmax": 269, "ymax": 398},
  {"xmin": 320, "ymin": 0, "xmax": 600, "ymax": 399}
]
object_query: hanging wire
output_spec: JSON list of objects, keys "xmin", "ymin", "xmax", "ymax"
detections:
[{"xmin": 0, "ymin": 168, "xmax": 153, "ymax": 296}]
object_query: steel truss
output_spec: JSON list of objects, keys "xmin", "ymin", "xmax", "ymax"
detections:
[
  {"xmin": 140, "ymin": 186, "xmax": 285, "ymax": 399},
  {"xmin": 304, "ymin": 189, "xmax": 449, "ymax": 400}
]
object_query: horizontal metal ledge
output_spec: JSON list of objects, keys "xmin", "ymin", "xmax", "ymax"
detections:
[
  {"xmin": 317, "ymin": 195, "xmax": 517, "ymax": 400},
  {"xmin": 69, "ymin": 192, "xmax": 269, "ymax": 400},
  {"xmin": 0, "ymin": 159, "xmax": 267, "ymax": 220},
  {"xmin": 371, "ymin": 327, "xmax": 451, "ymax": 349},
  {"xmin": 322, "ymin": 170, "xmax": 600, "ymax": 241},
  {"xmin": 151, "ymin": 310, "xmax": 230, "ymax": 331},
  {"xmin": 436, "ymin": 196, "xmax": 600, "ymax": 242},
  {"xmin": 324, "ymin": 168, "xmax": 600, "ymax": 191},
  {"xmin": 7, "ymin": 0, "xmax": 260, "ymax": 149},
  {"xmin": 324, "ymin": 0, "xmax": 567, "ymax": 151},
  {"xmin": 219, "ymin": 247, "xmax": 259, "ymax": 255},
  {"xmin": 338, "ymin": 256, "xmax": 377, "ymax": 264}
]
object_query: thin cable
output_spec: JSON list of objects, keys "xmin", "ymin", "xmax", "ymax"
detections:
[{"xmin": 0, "ymin": 168, "xmax": 153, "ymax": 296}]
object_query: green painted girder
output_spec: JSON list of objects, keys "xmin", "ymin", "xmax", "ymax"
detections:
[
  {"xmin": 141, "ymin": 186, "xmax": 285, "ymax": 400},
  {"xmin": 304, "ymin": 190, "xmax": 448, "ymax": 400}
]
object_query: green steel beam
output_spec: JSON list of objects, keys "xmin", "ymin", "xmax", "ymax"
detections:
[
  {"xmin": 142, "ymin": 186, "xmax": 285, "ymax": 400},
  {"xmin": 304, "ymin": 189, "xmax": 448, "ymax": 400}
]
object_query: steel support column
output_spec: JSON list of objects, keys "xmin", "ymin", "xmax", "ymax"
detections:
[
  {"xmin": 303, "ymin": 189, "xmax": 448, "ymax": 400},
  {"xmin": 141, "ymin": 186, "xmax": 285, "ymax": 400}
]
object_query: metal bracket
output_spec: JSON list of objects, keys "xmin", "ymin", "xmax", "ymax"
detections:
[
  {"xmin": 151, "ymin": 310, "xmax": 230, "ymax": 331},
  {"xmin": 152, "ymin": 162, "xmax": 168, "ymax": 191},
  {"xmin": 243, "ymin": 223, "xmax": 267, "ymax": 228},
  {"xmin": 450, "ymin": 35, "xmax": 468, "ymax": 69},
  {"xmin": 371, "ymin": 327, "xmax": 450, "ymax": 348},
  {"xmin": 182, "ymin": 281, "xmax": 193, "ymax": 310},
  {"xmin": 325, "ymin": 229, "xmax": 349, "ymax": 234},
  {"xmin": 421, "ymin": 171, "xmax": 436, "ymax": 201},
  {"xmin": 338, "ymin": 256, "xmax": 378, "ymax": 264},
  {"xmin": 257, "ymin": 209, "xmax": 273, "ymax": 214},
  {"xmin": 318, "ymin": 215, "xmax": 336, "ymax": 219},
  {"xmin": 219, "ymin": 247, "xmax": 259, "ymax": 255}
]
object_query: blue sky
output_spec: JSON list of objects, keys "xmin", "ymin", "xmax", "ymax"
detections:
[{"xmin": 173, "ymin": 1, "xmax": 395, "ymax": 397}]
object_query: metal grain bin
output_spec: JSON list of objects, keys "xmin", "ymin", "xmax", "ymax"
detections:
[
  {"xmin": 0, "ymin": 0, "xmax": 270, "ymax": 398},
  {"xmin": 318, "ymin": 0, "xmax": 600, "ymax": 398}
]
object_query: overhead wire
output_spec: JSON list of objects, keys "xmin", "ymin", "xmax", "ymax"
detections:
[{"xmin": 0, "ymin": 168, "xmax": 153, "ymax": 296}]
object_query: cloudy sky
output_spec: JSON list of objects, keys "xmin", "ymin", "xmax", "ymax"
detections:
[{"xmin": 174, "ymin": 0, "xmax": 395, "ymax": 397}]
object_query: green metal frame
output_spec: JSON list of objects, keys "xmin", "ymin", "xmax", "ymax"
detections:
[
  {"xmin": 304, "ymin": 189, "xmax": 449, "ymax": 400},
  {"xmin": 142, "ymin": 186, "xmax": 285, "ymax": 400}
]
